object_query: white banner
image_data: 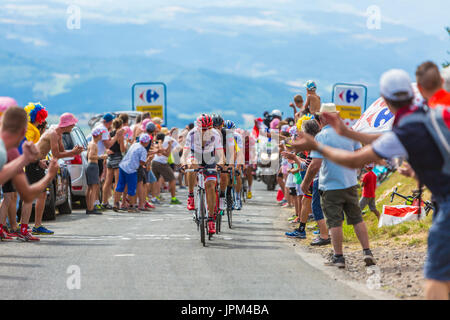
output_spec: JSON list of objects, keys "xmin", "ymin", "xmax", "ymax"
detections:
[
  {"xmin": 353, "ymin": 83, "xmax": 424, "ymax": 134},
  {"xmin": 378, "ymin": 205, "xmax": 426, "ymax": 228}
]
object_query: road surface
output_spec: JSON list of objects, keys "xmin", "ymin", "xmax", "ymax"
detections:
[{"xmin": 0, "ymin": 182, "xmax": 371, "ymax": 299}]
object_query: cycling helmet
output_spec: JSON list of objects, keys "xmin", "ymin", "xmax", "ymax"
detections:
[
  {"xmin": 212, "ymin": 113, "xmax": 224, "ymax": 128},
  {"xmin": 305, "ymin": 80, "xmax": 317, "ymax": 90},
  {"xmin": 224, "ymin": 120, "xmax": 236, "ymax": 129},
  {"xmin": 196, "ymin": 114, "xmax": 213, "ymax": 129},
  {"xmin": 271, "ymin": 109, "xmax": 283, "ymax": 119}
]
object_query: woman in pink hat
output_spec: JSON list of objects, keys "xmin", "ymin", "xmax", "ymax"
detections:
[{"xmin": 20, "ymin": 112, "xmax": 84, "ymax": 239}]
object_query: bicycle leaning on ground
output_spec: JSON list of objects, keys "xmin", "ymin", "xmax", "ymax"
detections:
[{"xmin": 390, "ymin": 187, "xmax": 434, "ymax": 216}]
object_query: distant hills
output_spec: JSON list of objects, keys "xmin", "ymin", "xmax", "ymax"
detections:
[{"xmin": 0, "ymin": 8, "xmax": 447, "ymax": 128}]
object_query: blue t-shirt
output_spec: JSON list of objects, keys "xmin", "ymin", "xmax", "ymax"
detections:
[
  {"xmin": 310, "ymin": 125, "xmax": 361, "ymax": 191},
  {"xmin": 119, "ymin": 142, "xmax": 147, "ymax": 174}
]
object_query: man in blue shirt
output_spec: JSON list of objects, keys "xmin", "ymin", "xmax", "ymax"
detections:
[
  {"xmin": 113, "ymin": 133, "xmax": 151, "ymax": 213},
  {"xmin": 299, "ymin": 103, "xmax": 376, "ymax": 269},
  {"xmin": 291, "ymin": 67, "xmax": 450, "ymax": 299}
]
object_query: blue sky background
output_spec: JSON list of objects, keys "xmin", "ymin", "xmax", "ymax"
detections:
[{"xmin": 0, "ymin": 0, "xmax": 449, "ymax": 127}]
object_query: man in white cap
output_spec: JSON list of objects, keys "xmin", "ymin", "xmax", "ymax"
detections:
[
  {"xmin": 291, "ymin": 68, "xmax": 450, "ymax": 299},
  {"xmin": 285, "ymin": 102, "xmax": 376, "ymax": 269}
]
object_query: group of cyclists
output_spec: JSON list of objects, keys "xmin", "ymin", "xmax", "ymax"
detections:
[{"xmin": 181, "ymin": 113, "xmax": 256, "ymax": 237}]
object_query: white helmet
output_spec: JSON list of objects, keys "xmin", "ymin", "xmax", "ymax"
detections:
[{"xmin": 271, "ymin": 109, "xmax": 283, "ymax": 118}]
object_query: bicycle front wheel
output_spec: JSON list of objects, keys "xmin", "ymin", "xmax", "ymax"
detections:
[
  {"xmin": 199, "ymin": 189, "xmax": 206, "ymax": 246},
  {"xmin": 226, "ymin": 186, "xmax": 233, "ymax": 229}
]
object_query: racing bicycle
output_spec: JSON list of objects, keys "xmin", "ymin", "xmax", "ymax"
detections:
[
  {"xmin": 390, "ymin": 187, "xmax": 434, "ymax": 216},
  {"xmin": 186, "ymin": 167, "xmax": 218, "ymax": 246}
]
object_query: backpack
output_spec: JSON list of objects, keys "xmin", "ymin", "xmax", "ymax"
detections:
[{"xmin": 398, "ymin": 104, "xmax": 450, "ymax": 175}]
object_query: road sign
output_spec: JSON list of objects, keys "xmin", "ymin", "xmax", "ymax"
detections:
[
  {"xmin": 132, "ymin": 82, "xmax": 167, "ymax": 126},
  {"xmin": 332, "ymin": 83, "xmax": 367, "ymax": 127}
]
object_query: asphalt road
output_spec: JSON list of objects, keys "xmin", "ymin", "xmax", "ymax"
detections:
[{"xmin": 0, "ymin": 182, "xmax": 371, "ymax": 299}]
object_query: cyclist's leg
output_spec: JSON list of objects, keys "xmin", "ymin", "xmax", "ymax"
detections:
[
  {"xmin": 246, "ymin": 165, "xmax": 253, "ymax": 192},
  {"xmin": 235, "ymin": 166, "xmax": 242, "ymax": 194},
  {"xmin": 219, "ymin": 166, "xmax": 228, "ymax": 210}
]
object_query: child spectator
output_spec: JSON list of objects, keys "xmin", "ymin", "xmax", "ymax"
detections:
[
  {"xmin": 113, "ymin": 133, "xmax": 151, "ymax": 213},
  {"xmin": 304, "ymin": 80, "xmax": 321, "ymax": 115},
  {"xmin": 359, "ymin": 163, "xmax": 380, "ymax": 220},
  {"xmin": 86, "ymin": 128, "xmax": 107, "ymax": 215}
]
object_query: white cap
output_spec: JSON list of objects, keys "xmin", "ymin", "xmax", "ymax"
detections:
[
  {"xmin": 380, "ymin": 69, "xmax": 414, "ymax": 101},
  {"xmin": 316, "ymin": 103, "xmax": 339, "ymax": 114}
]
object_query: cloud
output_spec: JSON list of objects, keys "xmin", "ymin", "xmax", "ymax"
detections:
[
  {"xmin": 204, "ymin": 15, "xmax": 285, "ymax": 28},
  {"xmin": 5, "ymin": 33, "xmax": 48, "ymax": 46},
  {"xmin": 241, "ymin": 113, "xmax": 255, "ymax": 129},
  {"xmin": 33, "ymin": 73, "xmax": 79, "ymax": 98},
  {"xmin": 144, "ymin": 49, "xmax": 164, "ymax": 56},
  {"xmin": 352, "ymin": 33, "xmax": 408, "ymax": 44}
]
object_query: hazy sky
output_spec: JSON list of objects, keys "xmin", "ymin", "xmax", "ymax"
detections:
[{"xmin": 1, "ymin": 0, "xmax": 449, "ymax": 38}]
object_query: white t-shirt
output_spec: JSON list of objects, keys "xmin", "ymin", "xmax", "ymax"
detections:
[
  {"xmin": 153, "ymin": 136, "xmax": 180, "ymax": 164},
  {"xmin": 93, "ymin": 123, "xmax": 110, "ymax": 156}
]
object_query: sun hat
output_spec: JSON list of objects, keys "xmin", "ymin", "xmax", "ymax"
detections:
[
  {"xmin": 161, "ymin": 127, "xmax": 169, "ymax": 135},
  {"xmin": 316, "ymin": 103, "xmax": 339, "ymax": 115},
  {"xmin": 91, "ymin": 127, "xmax": 103, "ymax": 137},
  {"xmin": 380, "ymin": 69, "xmax": 414, "ymax": 101},
  {"xmin": 0, "ymin": 97, "xmax": 18, "ymax": 114},
  {"xmin": 141, "ymin": 118, "xmax": 152, "ymax": 131},
  {"xmin": 152, "ymin": 117, "xmax": 162, "ymax": 125},
  {"xmin": 139, "ymin": 133, "xmax": 151, "ymax": 144},
  {"xmin": 103, "ymin": 113, "xmax": 115, "ymax": 123},
  {"xmin": 122, "ymin": 125, "xmax": 133, "ymax": 139},
  {"xmin": 58, "ymin": 113, "xmax": 78, "ymax": 128}
]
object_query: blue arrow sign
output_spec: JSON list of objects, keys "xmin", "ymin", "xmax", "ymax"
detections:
[
  {"xmin": 346, "ymin": 90, "xmax": 359, "ymax": 103},
  {"xmin": 146, "ymin": 90, "xmax": 159, "ymax": 103}
]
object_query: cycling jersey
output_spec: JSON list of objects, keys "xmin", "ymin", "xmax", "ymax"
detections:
[{"xmin": 184, "ymin": 127, "xmax": 223, "ymax": 165}]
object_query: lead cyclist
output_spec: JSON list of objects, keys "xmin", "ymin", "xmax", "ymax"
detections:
[{"xmin": 181, "ymin": 114, "xmax": 224, "ymax": 235}]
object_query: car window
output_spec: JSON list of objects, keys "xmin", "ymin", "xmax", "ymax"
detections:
[
  {"xmin": 75, "ymin": 127, "xmax": 88, "ymax": 148},
  {"xmin": 62, "ymin": 133, "xmax": 74, "ymax": 150},
  {"xmin": 72, "ymin": 128, "xmax": 85, "ymax": 148}
]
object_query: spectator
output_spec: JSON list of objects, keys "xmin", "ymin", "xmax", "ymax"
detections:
[
  {"xmin": 151, "ymin": 132, "xmax": 182, "ymax": 205},
  {"xmin": 93, "ymin": 113, "xmax": 119, "ymax": 210},
  {"xmin": 359, "ymin": 163, "xmax": 381, "ymax": 220},
  {"xmin": 101, "ymin": 118, "xmax": 125, "ymax": 209},
  {"xmin": 289, "ymin": 94, "xmax": 304, "ymax": 121},
  {"xmin": 113, "ymin": 133, "xmax": 152, "ymax": 213},
  {"xmin": 304, "ymin": 80, "xmax": 321, "ymax": 115},
  {"xmin": 0, "ymin": 107, "xmax": 59, "ymax": 241},
  {"xmin": 294, "ymin": 103, "xmax": 376, "ymax": 268},
  {"xmin": 291, "ymin": 67, "xmax": 449, "ymax": 298},
  {"xmin": 86, "ymin": 128, "xmax": 107, "ymax": 215},
  {"xmin": 416, "ymin": 61, "xmax": 450, "ymax": 108}
]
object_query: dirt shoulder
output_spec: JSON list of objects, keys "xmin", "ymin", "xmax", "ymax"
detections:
[{"xmin": 278, "ymin": 207, "xmax": 427, "ymax": 300}]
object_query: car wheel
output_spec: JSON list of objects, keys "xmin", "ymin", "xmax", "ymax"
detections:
[
  {"xmin": 43, "ymin": 183, "xmax": 56, "ymax": 221},
  {"xmin": 58, "ymin": 182, "xmax": 72, "ymax": 214}
]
